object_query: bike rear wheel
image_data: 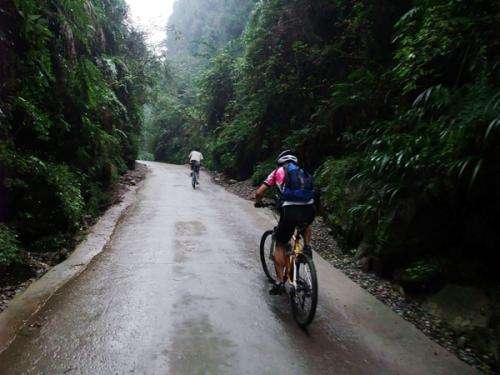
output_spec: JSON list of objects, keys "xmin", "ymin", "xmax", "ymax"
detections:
[
  {"xmin": 259, "ymin": 230, "xmax": 276, "ymax": 283},
  {"xmin": 192, "ymin": 173, "xmax": 197, "ymax": 189},
  {"xmin": 290, "ymin": 254, "xmax": 318, "ymax": 328}
]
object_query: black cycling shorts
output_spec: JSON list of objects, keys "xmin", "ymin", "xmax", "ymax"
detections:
[
  {"xmin": 190, "ymin": 160, "xmax": 200, "ymax": 172},
  {"xmin": 275, "ymin": 204, "xmax": 316, "ymax": 244}
]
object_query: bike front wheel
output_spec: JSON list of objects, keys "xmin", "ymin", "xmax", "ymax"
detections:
[
  {"xmin": 290, "ymin": 254, "xmax": 318, "ymax": 328},
  {"xmin": 259, "ymin": 230, "xmax": 276, "ymax": 283}
]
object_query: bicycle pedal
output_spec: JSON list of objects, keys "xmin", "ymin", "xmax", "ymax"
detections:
[
  {"xmin": 269, "ymin": 283, "xmax": 285, "ymax": 295},
  {"xmin": 284, "ymin": 282, "xmax": 295, "ymax": 294}
]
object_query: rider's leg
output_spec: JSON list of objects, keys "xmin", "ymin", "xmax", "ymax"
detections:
[
  {"xmin": 304, "ymin": 224, "xmax": 312, "ymax": 246},
  {"xmin": 270, "ymin": 213, "xmax": 295, "ymax": 294},
  {"xmin": 302, "ymin": 225, "xmax": 313, "ymax": 257},
  {"xmin": 274, "ymin": 242, "xmax": 286, "ymax": 283},
  {"xmin": 302, "ymin": 205, "xmax": 316, "ymax": 256},
  {"xmin": 269, "ymin": 241, "xmax": 287, "ymax": 295}
]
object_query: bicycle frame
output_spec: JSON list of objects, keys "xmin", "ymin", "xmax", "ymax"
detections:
[
  {"xmin": 259, "ymin": 203, "xmax": 318, "ymax": 328},
  {"xmin": 271, "ymin": 224, "xmax": 307, "ymax": 290},
  {"xmin": 290, "ymin": 227, "xmax": 306, "ymax": 286},
  {"xmin": 190, "ymin": 162, "xmax": 200, "ymax": 188},
  {"xmin": 265, "ymin": 201, "xmax": 308, "ymax": 288}
]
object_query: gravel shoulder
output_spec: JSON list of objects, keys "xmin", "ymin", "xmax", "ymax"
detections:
[{"xmin": 211, "ymin": 172, "xmax": 496, "ymax": 374}]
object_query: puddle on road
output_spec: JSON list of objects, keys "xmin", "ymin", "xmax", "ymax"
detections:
[
  {"xmin": 174, "ymin": 238, "xmax": 210, "ymax": 263},
  {"xmin": 167, "ymin": 314, "xmax": 236, "ymax": 375},
  {"xmin": 172, "ymin": 293, "xmax": 217, "ymax": 310},
  {"xmin": 175, "ymin": 221, "xmax": 206, "ymax": 236},
  {"xmin": 174, "ymin": 239, "xmax": 198, "ymax": 263},
  {"xmin": 173, "ymin": 222, "xmax": 210, "ymax": 264}
]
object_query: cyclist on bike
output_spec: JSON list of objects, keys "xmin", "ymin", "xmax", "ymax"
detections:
[
  {"xmin": 188, "ymin": 150, "xmax": 203, "ymax": 183},
  {"xmin": 255, "ymin": 150, "xmax": 316, "ymax": 295}
]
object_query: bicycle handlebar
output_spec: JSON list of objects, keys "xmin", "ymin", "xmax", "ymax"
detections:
[
  {"xmin": 255, "ymin": 193, "xmax": 281, "ymax": 209},
  {"xmin": 255, "ymin": 199, "xmax": 277, "ymax": 208}
]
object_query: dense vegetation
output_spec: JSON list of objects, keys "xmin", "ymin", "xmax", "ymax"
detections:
[
  {"xmin": 142, "ymin": 0, "xmax": 258, "ymax": 162},
  {"xmin": 149, "ymin": 0, "xmax": 499, "ymax": 286},
  {"xmin": 0, "ymin": 0, "xmax": 149, "ymax": 265}
]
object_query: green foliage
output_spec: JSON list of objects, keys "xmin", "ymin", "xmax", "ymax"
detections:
[
  {"xmin": 0, "ymin": 0, "xmax": 150, "ymax": 252},
  {"xmin": 138, "ymin": 151, "xmax": 154, "ymax": 161},
  {"xmin": 197, "ymin": 51, "xmax": 237, "ymax": 133},
  {"xmin": 145, "ymin": 0, "xmax": 256, "ymax": 166},
  {"xmin": 5, "ymin": 157, "xmax": 85, "ymax": 246},
  {"xmin": 315, "ymin": 157, "xmax": 366, "ymax": 249},
  {"xmin": 251, "ymin": 159, "xmax": 275, "ymax": 186},
  {"xmin": 166, "ymin": 0, "xmax": 257, "ymax": 74},
  {"xmin": 0, "ymin": 224, "xmax": 20, "ymax": 267},
  {"xmin": 403, "ymin": 260, "xmax": 440, "ymax": 284}
]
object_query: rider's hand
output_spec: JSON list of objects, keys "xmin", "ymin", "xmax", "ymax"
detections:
[{"xmin": 254, "ymin": 200, "xmax": 264, "ymax": 208}]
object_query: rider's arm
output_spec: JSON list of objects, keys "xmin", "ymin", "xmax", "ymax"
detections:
[
  {"xmin": 255, "ymin": 169, "xmax": 278, "ymax": 204},
  {"xmin": 255, "ymin": 184, "xmax": 268, "ymax": 203}
]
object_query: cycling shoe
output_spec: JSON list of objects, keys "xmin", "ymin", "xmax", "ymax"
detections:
[
  {"xmin": 303, "ymin": 245, "xmax": 312, "ymax": 257},
  {"xmin": 269, "ymin": 283, "xmax": 285, "ymax": 295}
]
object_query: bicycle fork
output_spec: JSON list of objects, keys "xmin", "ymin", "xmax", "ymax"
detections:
[
  {"xmin": 292, "ymin": 262, "xmax": 298, "ymax": 290},
  {"xmin": 282, "ymin": 233, "xmax": 303, "ymax": 292},
  {"xmin": 290, "ymin": 234, "xmax": 303, "ymax": 291}
]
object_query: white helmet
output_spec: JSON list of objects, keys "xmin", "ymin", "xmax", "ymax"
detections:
[{"xmin": 276, "ymin": 150, "xmax": 298, "ymax": 165}]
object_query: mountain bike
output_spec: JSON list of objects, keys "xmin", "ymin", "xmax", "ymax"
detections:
[
  {"xmin": 191, "ymin": 170, "xmax": 198, "ymax": 189},
  {"xmin": 258, "ymin": 202, "xmax": 318, "ymax": 328},
  {"xmin": 190, "ymin": 162, "xmax": 200, "ymax": 189}
]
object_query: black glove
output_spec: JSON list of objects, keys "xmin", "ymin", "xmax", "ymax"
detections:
[{"xmin": 254, "ymin": 201, "xmax": 264, "ymax": 208}]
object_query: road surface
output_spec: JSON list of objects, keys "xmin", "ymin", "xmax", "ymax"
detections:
[{"xmin": 0, "ymin": 162, "xmax": 475, "ymax": 374}]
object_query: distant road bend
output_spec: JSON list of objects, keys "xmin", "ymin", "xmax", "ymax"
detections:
[{"xmin": 0, "ymin": 162, "xmax": 476, "ymax": 374}]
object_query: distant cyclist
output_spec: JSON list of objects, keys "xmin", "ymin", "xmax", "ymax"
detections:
[
  {"xmin": 188, "ymin": 150, "xmax": 203, "ymax": 183},
  {"xmin": 255, "ymin": 150, "xmax": 316, "ymax": 295}
]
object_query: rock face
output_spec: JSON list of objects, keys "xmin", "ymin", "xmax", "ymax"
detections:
[
  {"xmin": 357, "ymin": 256, "xmax": 371, "ymax": 272},
  {"xmin": 424, "ymin": 284, "xmax": 500, "ymax": 363},
  {"xmin": 424, "ymin": 285, "xmax": 490, "ymax": 332}
]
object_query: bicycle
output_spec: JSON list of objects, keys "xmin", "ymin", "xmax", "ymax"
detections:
[
  {"xmin": 190, "ymin": 162, "xmax": 200, "ymax": 189},
  {"xmin": 258, "ymin": 201, "xmax": 318, "ymax": 328}
]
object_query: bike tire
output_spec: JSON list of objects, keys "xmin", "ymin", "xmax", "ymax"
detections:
[
  {"xmin": 291, "ymin": 254, "xmax": 318, "ymax": 328},
  {"xmin": 192, "ymin": 174, "xmax": 196, "ymax": 189},
  {"xmin": 259, "ymin": 230, "xmax": 276, "ymax": 283}
]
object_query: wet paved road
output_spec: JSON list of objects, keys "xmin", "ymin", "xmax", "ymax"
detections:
[{"xmin": 0, "ymin": 162, "xmax": 475, "ymax": 374}]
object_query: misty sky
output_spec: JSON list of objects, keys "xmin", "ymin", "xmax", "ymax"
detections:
[{"xmin": 125, "ymin": 0, "xmax": 176, "ymax": 51}]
